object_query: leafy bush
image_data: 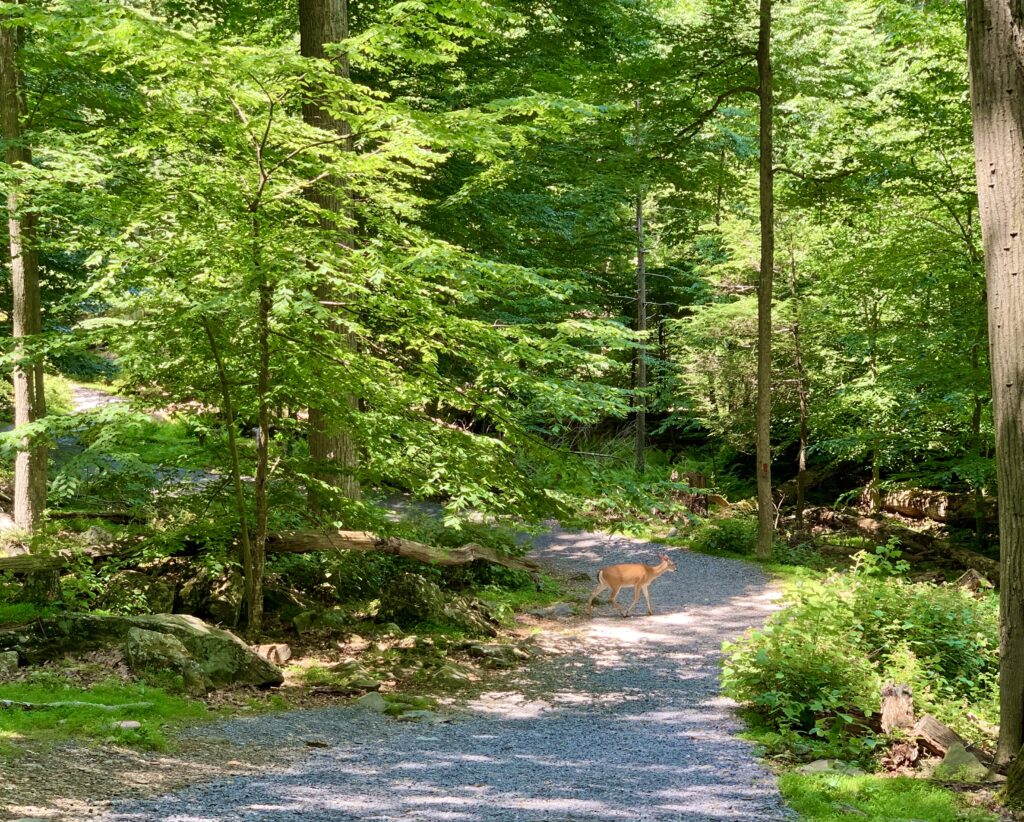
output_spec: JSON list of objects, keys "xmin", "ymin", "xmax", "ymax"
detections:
[
  {"xmin": 723, "ymin": 546, "xmax": 999, "ymax": 763},
  {"xmin": 691, "ymin": 515, "xmax": 758, "ymax": 554}
]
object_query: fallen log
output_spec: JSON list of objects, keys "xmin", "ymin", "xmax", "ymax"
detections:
[
  {"xmin": 913, "ymin": 714, "xmax": 969, "ymax": 757},
  {"xmin": 804, "ymin": 507, "xmax": 999, "ymax": 583},
  {"xmin": 0, "ymin": 529, "xmax": 542, "ymax": 579},
  {"xmin": 867, "ymin": 487, "xmax": 996, "ymax": 526},
  {"xmin": 267, "ymin": 531, "xmax": 542, "ymax": 578}
]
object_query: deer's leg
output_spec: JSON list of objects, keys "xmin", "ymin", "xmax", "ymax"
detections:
[
  {"xmin": 625, "ymin": 586, "xmax": 642, "ymax": 617},
  {"xmin": 610, "ymin": 586, "xmax": 626, "ymax": 616},
  {"xmin": 588, "ymin": 579, "xmax": 609, "ymax": 611},
  {"xmin": 642, "ymin": 585, "xmax": 653, "ymax": 615}
]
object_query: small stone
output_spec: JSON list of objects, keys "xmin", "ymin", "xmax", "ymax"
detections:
[
  {"xmin": 833, "ymin": 803, "xmax": 867, "ymax": 817},
  {"xmin": 113, "ymin": 720, "xmax": 141, "ymax": 730},
  {"xmin": 666, "ymin": 527, "xmax": 679, "ymax": 538},
  {"xmin": 396, "ymin": 710, "xmax": 441, "ymax": 722},
  {"xmin": 355, "ymin": 692, "xmax": 387, "ymax": 712},
  {"xmin": 304, "ymin": 739, "xmax": 330, "ymax": 748},
  {"xmin": 83, "ymin": 525, "xmax": 116, "ymax": 547},
  {"xmin": 528, "ymin": 603, "xmax": 574, "ymax": 619}
]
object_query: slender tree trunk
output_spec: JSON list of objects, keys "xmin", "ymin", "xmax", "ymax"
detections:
[
  {"xmin": 635, "ymin": 190, "xmax": 647, "ymax": 475},
  {"xmin": 201, "ymin": 317, "xmax": 256, "ymax": 628},
  {"xmin": 755, "ymin": 0, "xmax": 774, "ymax": 559},
  {"xmin": 966, "ymin": 0, "xmax": 1024, "ymax": 770},
  {"xmin": 250, "ymin": 212, "xmax": 269, "ymax": 638},
  {"xmin": 299, "ymin": 0, "xmax": 360, "ymax": 508},
  {"xmin": 789, "ymin": 246, "xmax": 809, "ymax": 525},
  {"xmin": 0, "ymin": 5, "xmax": 46, "ymax": 534}
]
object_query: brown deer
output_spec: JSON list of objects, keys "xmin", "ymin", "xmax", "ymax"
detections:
[{"xmin": 587, "ymin": 553, "xmax": 677, "ymax": 617}]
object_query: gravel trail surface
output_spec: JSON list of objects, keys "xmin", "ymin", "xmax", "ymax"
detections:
[{"xmin": 102, "ymin": 527, "xmax": 789, "ymax": 821}]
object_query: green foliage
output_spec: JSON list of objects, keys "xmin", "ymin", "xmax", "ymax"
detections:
[
  {"xmin": 777, "ymin": 773, "xmax": 998, "ymax": 822},
  {"xmin": 723, "ymin": 546, "xmax": 998, "ymax": 762},
  {"xmin": 0, "ymin": 373, "xmax": 74, "ymax": 422},
  {"xmin": 690, "ymin": 516, "xmax": 759, "ymax": 555}
]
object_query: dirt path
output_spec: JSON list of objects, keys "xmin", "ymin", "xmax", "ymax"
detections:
[{"xmin": 92, "ymin": 526, "xmax": 788, "ymax": 822}]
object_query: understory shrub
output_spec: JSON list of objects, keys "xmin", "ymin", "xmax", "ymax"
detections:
[
  {"xmin": 691, "ymin": 515, "xmax": 759, "ymax": 554},
  {"xmin": 722, "ymin": 546, "xmax": 998, "ymax": 763}
]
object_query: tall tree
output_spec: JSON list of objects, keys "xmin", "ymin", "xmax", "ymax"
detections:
[
  {"xmin": 755, "ymin": 0, "xmax": 774, "ymax": 559},
  {"xmin": 966, "ymin": 0, "xmax": 1024, "ymax": 776},
  {"xmin": 0, "ymin": 3, "xmax": 47, "ymax": 533},
  {"xmin": 299, "ymin": 0, "xmax": 360, "ymax": 507}
]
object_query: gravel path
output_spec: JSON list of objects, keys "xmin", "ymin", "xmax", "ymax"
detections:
[{"xmin": 100, "ymin": 527, "xmax": 790, "ymax": 822}]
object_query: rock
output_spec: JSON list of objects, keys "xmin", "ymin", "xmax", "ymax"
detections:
[
  {"xmin": 112, "ymin": 720, "xmax": 141, "ymax": 730},
  {"xmin": 0, "ymin": 513, "xmax": 18, "ymax": 531},
  {"xmin": 83, "ymin": 526, "xmax": 115, "ymax": 548},
  {"xmin": 354, "ymin": 692, "xmax": 387, "ymax": 712},
  {"xmin": 464, "ymin": 642, "xmax": 528, "ymax": 668},
  {"xmin": 0, "ymin": 613, "xmax": 283, "ymax": 689},
  {"xmin": 833, "ymin": 803, "xmax": 867, "ymax": 817},
  {"xmin": 666, "ymin": 527, "xmax": 679, "ymax": 538},
  {"xmin": 377, "ymin": 574, "xmax": 496, "ymax": 636},
  {"xmin": 124, "ymin": 627, "xmax": 211, "ymax": 694},
  {"xmin": 0, "ymin": 650, "xmax": 18, "ymax": 676},
  {"xmin": 429, "ymin": 663, "xmax": 473, "ymax": 686},
  {"xmin": 327, "ymin": 659, "xmax": 381, "ymax": 691},
  {"xmin": 207, "ymin": 570, "xmax": 244, "ymax": 626},
  {"xmin": 304, "ymin": 738, "xmax": 330, "ymax": 748},
  {"xmin": 96, "ymin": 570, "xmax": 175, "ymax": 615},
  {"xmin": 797, "ymin": 759, "xmax": 867, "ymax": 777},
  {"xmin": 293, "ymin": 608, "xmax": 349, "ymax": 635},
  {"xmin": 253, "ymin": 643, "xmax": 292, "ymax": 665},
  {"xmin": 933, "ymin": 743, "xmax": 989, "ymax": 782}
]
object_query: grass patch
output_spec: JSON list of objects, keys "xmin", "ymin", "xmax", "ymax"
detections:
[
  {"xmin": 779, "ymin": 772, "xmax": 998, "ymax": 821},
  {"xmin": 0, "ymin": 677, "xmax": 209, "ymax": 755},
  {"xmin": 0, "ymin": 602, "xmax": 58, "ymax": 627}
]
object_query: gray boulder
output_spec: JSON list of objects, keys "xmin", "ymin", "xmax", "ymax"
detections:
[
  {"xmin": 0, "ymin": 612, "xmax": 283, "ymax": 689},
  {"xmin": 123, "ymin": 627, "xmax": 211, "ymax": 694}
]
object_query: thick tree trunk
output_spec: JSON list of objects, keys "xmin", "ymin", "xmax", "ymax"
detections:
[
  {"xmin": 0, "ymin": 6, "xmax": 47, "ymax": 534},
  {"xmin": 755, "ymin": 0, "xmax": 774, "ymax": 559},
  {"xmin": 635, "ymin": 189, "xmax": 647, "ymax": 475},
  {"xmin": 966, "ymin": 0, "xmax": 1024, "ymax": 768},
  {"xmin": 299, "ymin": 0, "xmax": 360, "ymax": 507}
]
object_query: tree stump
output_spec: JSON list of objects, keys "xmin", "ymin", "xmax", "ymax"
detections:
[{"xmin": 880, "ymin": 683, "xmax": 914, "ymax": 733}]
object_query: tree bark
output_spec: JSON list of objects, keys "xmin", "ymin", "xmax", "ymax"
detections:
[
  {"xmin": 755, "ymin": 0, "xmax": 774, "ymax": 559},
  {"xmin": 0, "ymin": 4, "xmax": 47, "ymax": 533},
  {"xmin": 635, "ymin": 189, "xmax": 647, "ymax": 475},
  {"xmin": 299, "ymin": 0, "xmax": 360, "ymax": 508},
  {"xmin": 201, "ymin": 317, "xmax": 256, "ymax": 631},
  {"xmin": 788, "ymin": 244, "xmax": 809, "ymax": 524},
  {"xmin": 250, "ymin": 211, "xmax": 269, "ymax": 638},
  {"xmin": 966, "ymin": 0, "xmax": 1024, "ymax": 767}
]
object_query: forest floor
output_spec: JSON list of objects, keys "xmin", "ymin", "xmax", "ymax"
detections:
[{"xmin": 27, "ymin": 526, "xmax": 788, "ymax": 822}]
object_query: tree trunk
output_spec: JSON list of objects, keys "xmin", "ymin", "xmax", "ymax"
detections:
[
  {"xmin": 299, "ymin": 0, "xmax": 360, "ymax": 508},
  {"xmin": 789, "ymin": 245, "xmax": 809, "ymax": 524},
  {"xmin": 201, "ymin": 317, "xmax": 256, "ymax": 630},
  {"xmin": 250, "ymin": 213, "xmax": 269, "ymax": 638},
  {"xmin": 755, "ymin": 0, "xmax": 774, "ymax": 559},
  {"xmin": 635, "ymin": 189, "xmax": 647, "ymax": 475},
  {"xmin": 966, "ymin": 0, "xmax": 1024, "ymax": 768},
  {"xmin": 0, "ymin": 4, "xmax": 47, "ymax": 534}
]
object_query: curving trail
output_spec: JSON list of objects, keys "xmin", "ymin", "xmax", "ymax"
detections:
[{"xmin": 101, "ymin": 527, "xmax": 790, "ymax": 822}]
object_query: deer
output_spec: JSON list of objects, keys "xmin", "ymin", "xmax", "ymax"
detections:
[{"xmin": 587, "ymin": 553, "xmax": 677, "ymax": 617}]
